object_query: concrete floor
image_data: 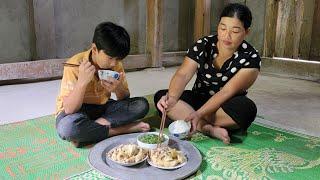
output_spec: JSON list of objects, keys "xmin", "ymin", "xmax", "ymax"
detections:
[
  {"xmin": 249, "ymin": 73, "xmax": 320, "ymax": 137},
  {"xmin": 0, "ymin": 66, "xmax": 319, "ymax": 137}
]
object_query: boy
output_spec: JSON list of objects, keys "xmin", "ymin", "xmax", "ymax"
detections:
[{"xmin": 55, "ymin": 22, "xmax": 150, "ymax": 147}]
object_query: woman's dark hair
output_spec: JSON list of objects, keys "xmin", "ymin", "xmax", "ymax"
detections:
[
  {"xmin": 92, "ymin": 22, "xmax": 130, "ymax": 60},
  {"xmin": 220, "ymin": 3, "xmax": 252, "ymax": 29}
]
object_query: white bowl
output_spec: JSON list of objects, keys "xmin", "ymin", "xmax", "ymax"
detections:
[
  {"xmin": 168, "ymin": 120, "xmax": 191, "ymax": 139},
  {"xmin": 137, "ymin": 132, "xmax": 169, "ymax": 150},
  {"xmin": 98, "ymin": 70, "xmax": 120, "ymax": 80}
]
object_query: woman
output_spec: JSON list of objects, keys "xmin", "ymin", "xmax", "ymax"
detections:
[{"xmin": 154, "ymin": 3, "xmax": 261, "ymax": 144}]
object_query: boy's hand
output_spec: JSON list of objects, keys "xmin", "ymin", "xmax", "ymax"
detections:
[
  {"xmin": 101, "ymin": 72, "xmax": 124, "ymax": 93},
  {"xmin": 78, "ymin": 61, "xmax": 96, "ymax": 86}
]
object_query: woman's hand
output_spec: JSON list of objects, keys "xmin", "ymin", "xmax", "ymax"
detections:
[
  {"xmin": 78, "ymin": 61, "xmax": 96, "ymax": 86},
  {"xmin": 185, "ymin": 111, "xmax": 202, "ymax": 133},
  {"xmin": 156, "ymin": 94, "xmax": 178, "ymax": 113},
  {"xmin": 101, "ymin": 72, "xmax": 124, "ymax": 93}
]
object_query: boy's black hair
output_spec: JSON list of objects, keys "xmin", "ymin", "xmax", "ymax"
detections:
[
  {"xmin": 220, "ymin": 3, "xmax": 252, "ymax": 30},
  {"xmin": 92, "ymin": 22, "xmax": 130, "ymax": 60}
]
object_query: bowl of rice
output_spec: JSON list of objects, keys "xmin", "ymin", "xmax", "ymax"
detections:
[{"xmin": 168, "ymin": 120, "xmax": 191, "ymax": 139}]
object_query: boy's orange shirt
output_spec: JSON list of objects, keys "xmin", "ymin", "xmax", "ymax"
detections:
[{"xmin": 55, "ymin": 49, "xmax": 129, "ymax": 116}]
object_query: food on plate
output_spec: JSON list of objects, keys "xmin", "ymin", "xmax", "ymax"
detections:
[
  {"xmin": 149, "ymin": 147, "xmax": 187, "ymax": 167},
  {"xmin": 138, "ymin": 134, "xmax": 165, "ymax": 144},
  {"xmin": 107, "ymin": 144, "xmax": 148, "ymax": 164}
]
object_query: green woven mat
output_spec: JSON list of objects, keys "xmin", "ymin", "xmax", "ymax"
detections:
[
  {"xmin": 0, "ymin": 94, "xmax": 319, "ymax": 179},
  {"xmin": 0, "ymin": 115, "xmax": 90, "ymax": 179}
]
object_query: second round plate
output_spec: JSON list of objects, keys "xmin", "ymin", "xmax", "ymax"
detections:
[{"xmin": 147, "ymin": 157, "xmax": 187, "ymax": 170}]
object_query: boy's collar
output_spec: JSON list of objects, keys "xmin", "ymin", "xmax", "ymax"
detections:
[
  {"xmin": 89, "ymin": 50, "xmax": 93, "ymax": 63},
  {"xmin": 82, "ymin": 48, "xmax": 92, "ymax": 62}
]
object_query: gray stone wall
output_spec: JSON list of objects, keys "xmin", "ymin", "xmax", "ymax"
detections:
[
  {"xmin": 53, "ymin": 0, "xmax": 146, "ymax": 58},
  {"xmin": 163, "ymin": 0, "xmax": 194, "ymax": 52},
  {"xmin": 0, "ymin": 0, "xmax": 33, "ymax": 63},
  {"xmin": 0, "ymin": 0, "xmax": 195, "ymax": 63},
  {"xmin": 0, "ymin": 0, "xmax": 265, "ymax": 63}
]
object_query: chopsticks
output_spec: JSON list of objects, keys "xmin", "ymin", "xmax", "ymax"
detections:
[
  {"xmin": 62, "ymin": 62, "xmax": 112, "ymax": 71},
  {"xmin": 157, "ymin": 94, "xmax": 168, "ymax": 148},
  {"xmin": 157, "ymin": 109, "xmax": 166, "ymax": 148},
  {"xmin": 62, "ymin": 63, "xmax": 80, "ymax": 67}
]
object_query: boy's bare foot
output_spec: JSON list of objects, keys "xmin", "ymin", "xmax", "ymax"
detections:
[
  {"xmin": 126, "ymin": 121, "xmax": 150, "ymax": 133},
  {"xmin": 95, "ymin": 117, "xmax": 111, "ymax": 126},
  {"xmin": 95, "ymin": 118, "xmax": 150, "ymax": 133},
  {"xmin": 109, "ymin": 121, "xmax": 150, "ymax": 137},
  {"xmin": 202, "ymin": 124, "xmax": 230, "ymax": 144}
]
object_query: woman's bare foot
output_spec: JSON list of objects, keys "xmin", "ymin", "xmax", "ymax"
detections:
[{"xmin": 202, "ymin": 124, "xmax": 230, "ymax": 144}]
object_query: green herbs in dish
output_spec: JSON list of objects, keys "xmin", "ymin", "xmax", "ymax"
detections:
[{"xmin": 139, "ymin": 134, "xmax": 165, "ymax": 144}]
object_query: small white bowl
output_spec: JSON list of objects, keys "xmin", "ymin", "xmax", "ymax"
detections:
[
  {"xmin": 168, "ymin": 120, "xmax": 191, "ymax": 139},
  {"xmin": 137, "ymin": 132, "xmax": 169, "ymax": 150},
  {"xmin": 98, "ymin": 70, "xmax": 120, "ymax": 80}
]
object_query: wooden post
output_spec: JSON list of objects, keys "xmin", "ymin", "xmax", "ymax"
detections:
[
  {"xmin": 194, "ymin": 0, "xmax": 211, "ymax": 41},
  {"xmin": 275, "ymin": 0, "xmax": 296, "ymax": 58},
  {"xmin": 27, "ymin": 0, "xmax": 37, "ymax": 60},
  {"xmin": 294, "ymin": 0, "xmax": 315, "ymax": 60},
  {"xmin": 275, "ymin": 0, "xmax": 315, "ymax": 59},
  {"xmin": 263, "ymin": 0, "xmax": 279, "ymax": 57},
  {"xmin": 146, "ymin": 0, "xmax": 163, "ymax": 67},
  {"xmin": 310, "ymin": 0, "xmax": 320, "ymax": 61}
]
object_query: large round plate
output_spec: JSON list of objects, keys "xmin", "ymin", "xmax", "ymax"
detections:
[{"xmin": 88, "ymin": 133, "xmax": 202, "ymax": 180}]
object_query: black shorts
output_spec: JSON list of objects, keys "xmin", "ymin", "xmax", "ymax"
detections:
[{"xmin": 154, "ymin": 89, "xmax": 257, "ymax": 131}]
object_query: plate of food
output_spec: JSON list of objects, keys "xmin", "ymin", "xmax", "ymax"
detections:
[
  {"xmin": 147, "ymin": 146, "xmax": 187, "ymax": 170},
  {"xmin": 88, "ymin": 133, "xmax": 202, "ymax": 180},
  {"xmin": 106, "ymin": 144, "xmax": 148, "ymax": 166}
]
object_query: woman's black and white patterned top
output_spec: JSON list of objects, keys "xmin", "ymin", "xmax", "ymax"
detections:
[{"xmin": 187, "ymin": 35, "xmax": 261, "ymax": 97}]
